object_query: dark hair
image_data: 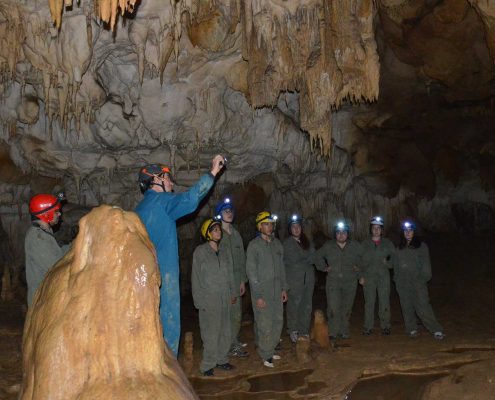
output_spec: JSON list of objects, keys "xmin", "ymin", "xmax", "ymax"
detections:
[
  {"xmin": 399, "ymin": 233, "xmax": 422, "ymax": 249},
  {"xmin": 290, "ymin": 229, "xmax": 310, "ymax": 251}
]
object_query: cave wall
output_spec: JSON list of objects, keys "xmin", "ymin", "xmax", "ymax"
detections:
[{"xmin": 0, "ymin": 0, "xmax": 495, "ymax": 288}]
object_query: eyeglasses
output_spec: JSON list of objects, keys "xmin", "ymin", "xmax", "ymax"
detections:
[{"xmin": 222, "ymin": 209, "xmax": 233, "ymax": 214}]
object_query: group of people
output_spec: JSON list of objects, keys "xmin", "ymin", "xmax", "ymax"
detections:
[
  {"xmin": 24, "ymin": 154, "xmax": 445, "ymax": 379},
  {"xmin": 192, "ymin": 209, "xmax": 445, "ymax": 376}
]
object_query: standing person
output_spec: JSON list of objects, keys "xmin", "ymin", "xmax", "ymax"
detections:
[
  {"xmin": 25, "ymin": 193, "xmax": 67, "ymax": 306},
  {"xmin": 215, "ymin": 197, "xmax": 249, "ymax": 358},
  {"xmin": 192, "ymin": 218, "xmax": 236, "ymax": 376},
  {"xmin": 135, "ymin": 155, "xmax": 225, "ymax": 356},
  {"xmin": 246, "ymin": 211, "xmax": 288, "ymax": 368},
  {"xmin": 395, "ymin": 221, "xmax": 445, "ymax": 340},
  {"xmin": 314, "ymin": 221, "xmax": 362, "ymax": 339},
  {"xmin": 361, "ymin": 216, "xmax": 396, "ymax": 336},
  {"xmin": 283, "ymin": 214, "xmax": 315, "ymax": 343}
]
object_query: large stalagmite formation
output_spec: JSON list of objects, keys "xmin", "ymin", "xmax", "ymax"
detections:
[{"xmin": 19, "ymin": 205, "xmax": 197, "ymax": 400}]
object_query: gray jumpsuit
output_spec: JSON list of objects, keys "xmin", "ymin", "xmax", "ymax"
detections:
[
  {"xmin": 25, "ymin": 222, "xmax": 66, "ymax": 306},
  {"xmin": 314, "ymin": 240, "xmax": 362, "ymax": 337},
  {"xmin": 192, "ymin": 242, "xmax": 234, "ymax": 372},
  {"xmin": 246, "ymin": 236, "xmax": 287, "ymax": 361},
  {"xmin": 283, "ymin": 236, "xmax": 315, "ymax": 336},
  {"xmin": 394, "ymin": 242, "xmax": 443, "ymax": 334},
  {"xmin": 361, "ymin": 237, "xmax": 396, "ymax": 331},
  {"xmin": 220, "ymin": 225, "xmax": 246, "ymax": 348}
]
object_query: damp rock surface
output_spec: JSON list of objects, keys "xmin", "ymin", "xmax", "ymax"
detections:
[{"xmin": 19, "ymin": 205, "xmax": 197, "ymax": 400}]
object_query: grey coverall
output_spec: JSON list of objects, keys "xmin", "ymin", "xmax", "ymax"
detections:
[
  {"xmin": 283, "ymin": 236, "xmax": 315, "ymax": 336},
  {"xmin": 394, "ymin": 242, "xmax": 443, "ymax": 334},
  {"xmin": 314, "ymin": 240, "xmax": 362, "ymax": 337},
  {"xmin": 192, "ymin": 242, "xmax": 234, "ymax": 373},
  {"xmin": 220, "ymin": 225, "xmax": 246, "ymax": 348},
  {"xmin": 246, "ymin": 236, "xmax": 287, "ymax": 361},
  {"xmin": 25, "ymin": 222, "xmax": 66, "ymax": 306},
  {"xmin": 361, "ymin": 237, "xmax": 396, "ymax": 331}
]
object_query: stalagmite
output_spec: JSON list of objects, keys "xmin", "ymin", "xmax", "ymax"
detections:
[
  {"xmin": 311, "ymin": 309, "xmax": 330, "ymax": 348},
  {"xmin": 19, "ymin": 205, "xmax": 198, "ymax": 400},
  {"xmin": 296, "ymin": 335, "xmax": 312, "ymax": 364}
]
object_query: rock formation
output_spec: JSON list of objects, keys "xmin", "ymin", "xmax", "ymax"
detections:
[
  {"xmin": 0, "ymin": 0, "xmax": 494, "ymax": 289},
  {"xmin": 311, "ymin": 309, "xmax": 330, "ymax": 348},
  {"xmin": 19, "ymin": 205, "xmax": 197, "ymax": 400}
]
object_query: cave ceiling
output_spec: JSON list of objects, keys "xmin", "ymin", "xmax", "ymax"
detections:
[{"xmin": 1, "ymin": 0, "xmax": 495, "ymax": 265}]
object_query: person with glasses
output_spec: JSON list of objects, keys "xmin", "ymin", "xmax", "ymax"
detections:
[
  {"xmin": 313, "ymin": 220, "xmax": 363, "ymax": 340},
  {"xmin": 135, "ymin": 155, "xmax": 225, "ymax": 356},
  {"xmin": 215, "ymin": 197, "xmax": 249, "ymax": 358},
  {"xmin": 395, "ymin": 221, "xmax": 445, "ymax": 340}
]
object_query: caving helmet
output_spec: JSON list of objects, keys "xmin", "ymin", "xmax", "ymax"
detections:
[
  {"xmin": 402, "ymin": 220, "xmax": 416, "ymax": 231},
  {"xmin": 29, "ymin": 193, "xmax": 62, "ymax": 224},
  {"xmin": 370, "ymin": 216, "xmax": 384, "ymax": 226},
  {"xmin": 288, "ymin": 214, "xmax": 303, "ymax": 226},
  {"xmin": 201, "ymin": 218, "xmax": 222, "ymax": 241},
  {"xmin": 334, "ymin": 220, "xmax": 350, "ymax": 233},
  {"xmin": 255, "ymin": 211, "xmax": 278, "ymax": 231},
  {"xmin": 138, "ymin": 164, "xmax": 171, "ymax": 193},
  {"xmin": 215, "ymin": 197, "xmax": 234, "ymax": 218}
]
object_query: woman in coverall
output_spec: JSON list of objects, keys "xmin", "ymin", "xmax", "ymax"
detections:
[
  {"xmin": 283, "ymin": 214, "xmax": 315, "ymax": 343},
  {"xmin": 192, "ymin": 218, "xmax": 236, "ymax": 376},
  {"xmin": 361, "ymin": 216, "xmax": 396, "ymax": 336},
  {"xmin": 395, "ymin": 221, "xmax": 445, "ymax": 340}
]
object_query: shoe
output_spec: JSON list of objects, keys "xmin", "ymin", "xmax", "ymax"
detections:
[
  {"xmin": 362, "ymin": 329, "xmax": 373, "ymax": 336},
  {"xmin": 239, "ymin": 342, "xmax": 248, "ymax": 348},
  {"xmin": 203, "ymin": 368, "xmax": 214, "ymax": 376},
  {"xmin": 289, "ymin": 331, "xmax": 299, "ymax": 343},
  {"xmin": 381, "ymin": 328, "xmax": 391, "ymax": 336},
  {"xmin": 272, "ymin": 354, "xmax": 281, "ymax": 360},
  {"xmin": 433, "ymin": 332, "xmax": 445, "ymax": 340},
  {"xmin": 409, "ymin": 330, "xmax": 419, "ymax": 338},
  {"xmin": 263, "ymin": 358, "xmax": 274, "ymax": 368},
  {"xmin": 230, "ymin": 346, "xmax": 249, "ymax": 358},
  {"xmin": 216, "ymin": 363, "xmax": 235, "ymax": 370}
]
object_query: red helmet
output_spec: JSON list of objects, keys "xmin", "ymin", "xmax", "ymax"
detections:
[{"xmin": 29, "ymin": 194, "xmax": 62, "ymax": 224}]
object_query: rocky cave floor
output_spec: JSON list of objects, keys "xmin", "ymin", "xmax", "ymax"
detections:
[{"xmin": 1, "ymin": 233, "xmax": 495, "ymax": 399}]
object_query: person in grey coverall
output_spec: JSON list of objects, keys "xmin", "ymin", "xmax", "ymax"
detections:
[
  {"xmin": 395, "ymin": 221, "xmax": 445, "ymax": 340},
  {"xmin": 313, "ymin": 220, "xmax": 363, "ymax": 339},
  {"xmin": 361, "ymin": 216, "xmax": 396, "ymax": 336},
  {"xmin": 246, "ymin": 211, "xmax": 288, "ymax": 368},
  {"xmin": 215, "ymin": 197, "xmax": 249, "ymax": 357},
  {"xmin": 25, "ymin": 193, "xmax": 69, "ymax": 306},
  {"xmin": 283, "ymin": 214, "xmax": 315, "ymax": 343},
  {"xmin": 192, "ymin": 218, "xmax": 236, "ymax": 376}
]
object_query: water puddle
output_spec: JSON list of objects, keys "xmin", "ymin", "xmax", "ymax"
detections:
[
  {"xmin": 248, "ymin": 369, "xmax": 313, "ymax": 392},
  {"xmin": 297, "ymin": 381, "xmax": 327, "ymax": 396},
  {"xmin": 191, "ymin": 369, "xmax": 317, "ymax": 399},
  {"xmin": 444, "ymin": 347, "xmax": 495, "ymax": 354},
  {"xmin": 190, "ymin": 375, "xmax": 247, "ymax": 395},
  {"xmin": 345, "ymin": 372, "xmax": 448, "ymax": 400}
]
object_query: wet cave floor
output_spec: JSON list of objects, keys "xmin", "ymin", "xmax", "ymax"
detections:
[{"xmin": 2, "ymin": 234, "xmax": 495, "ymax": 399}]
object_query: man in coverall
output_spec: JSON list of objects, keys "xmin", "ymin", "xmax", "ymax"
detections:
[
  {"xmin": 192, "ymin": 218, "xmax": 236, "ymax": 376},
  {"xmin": 361, "ymin": 216, "xmax": 396, "ymax": 336},
  {"xmin": 135, "ymin": 155, "xmax": 225, "ymax": 356},
  {"xmin": 25, "ymin": 193, "xmax": 67, "ymax": 306},
  {"xmin": 246, "ymin": 211, "xmax": 288, "ymax": 368},
  {"xmin": 314, "ymin": 221, "xmax": 363, "ymax": 339},
  {"xmin": 215, "ymin": 197, "xmax": 249, "ymax": 358}
]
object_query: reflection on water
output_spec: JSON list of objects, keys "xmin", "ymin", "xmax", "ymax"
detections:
[{"xmin": 346, "ymin": 373, "xmax": 448, "ymax": 400}]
